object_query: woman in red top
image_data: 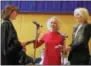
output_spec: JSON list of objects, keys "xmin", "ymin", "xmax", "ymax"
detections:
[{"xmin": 35, "ymin": 16, "xmax": 65, "ymax": 65}]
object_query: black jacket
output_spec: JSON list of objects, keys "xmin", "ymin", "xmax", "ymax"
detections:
[{"xmin": 68, "ymin": 23, "xmax": 91, "ymax": 62}]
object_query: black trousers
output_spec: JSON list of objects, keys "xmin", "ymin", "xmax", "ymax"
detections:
[{"xmin": 70, "ymin": 58, "xmax": 89, "ymax": 65}]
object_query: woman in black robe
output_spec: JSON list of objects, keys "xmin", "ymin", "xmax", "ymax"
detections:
[{"xmin": 1, "ymin": 5, "xmax": 31, "ymax": 65}]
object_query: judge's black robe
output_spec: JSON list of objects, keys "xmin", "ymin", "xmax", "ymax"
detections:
[{"xmin": 1, "ymin": 19, "xmax": 23, "ymax": 65}]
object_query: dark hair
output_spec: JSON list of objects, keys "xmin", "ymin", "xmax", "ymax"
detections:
[{"xmin": 1, "ymin": 5, "xmax": 19, "ymax": 20}]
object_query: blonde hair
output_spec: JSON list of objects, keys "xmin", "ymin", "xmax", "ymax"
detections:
[
  {"xmin": 46, "ymin": 16, "xmax": 61, "ymax": 31},
  {"xmin": 74, "ymin": 8, "xmax": 89, "ymax": 20}
]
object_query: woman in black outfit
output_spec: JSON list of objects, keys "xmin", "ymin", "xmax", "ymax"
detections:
[{"xmin": 1, "ymin": 5, "xmax": 30, "ymax": 65}]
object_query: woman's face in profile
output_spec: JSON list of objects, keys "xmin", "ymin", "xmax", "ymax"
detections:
[{"xmin": 10, "ymin": 11, "xmax": 18, "ymax": 20}]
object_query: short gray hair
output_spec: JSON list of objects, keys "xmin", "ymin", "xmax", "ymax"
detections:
[{"xmin": 74, "ymin": 8, "xmax": 89, "ymax": 20}]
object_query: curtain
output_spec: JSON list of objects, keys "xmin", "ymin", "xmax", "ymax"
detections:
[{"xmin": 1, "ymin": 1, "xmax": 91, "ymax": 13}]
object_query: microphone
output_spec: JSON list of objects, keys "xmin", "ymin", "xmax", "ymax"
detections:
[{"xmin": 33, "ymin": 21, "xmax": 43, "ymax": 27}]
